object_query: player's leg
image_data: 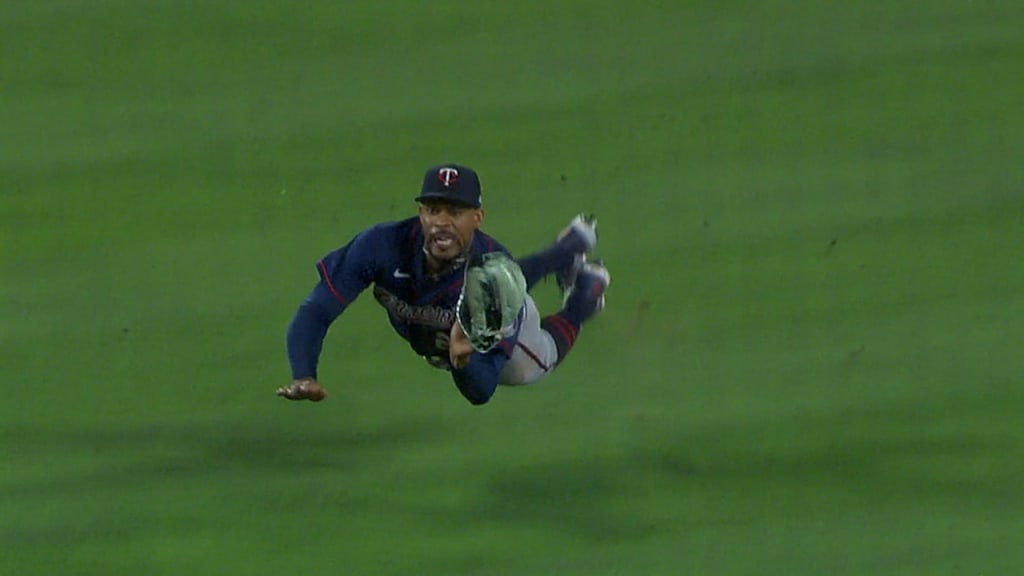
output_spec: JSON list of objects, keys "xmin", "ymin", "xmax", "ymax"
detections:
[
  {"xmin": 499, "ymin": 259, "xmax": 610, "ymax": 386},
  {"xmin": 499, "ymin": 295, "xmax": 557, "ymax": 386},
  {"xmin": 540, "ymin": 258, "xmax": 610, "ymax": 367},
  {"xmin": 516, "ymin": 214, "xmax": 597, "ymax": 290}
]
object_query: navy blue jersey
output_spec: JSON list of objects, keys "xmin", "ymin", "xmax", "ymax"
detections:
[{"xmin": 287, "ymin": 217, "xmax": 518, "ymax": 404}]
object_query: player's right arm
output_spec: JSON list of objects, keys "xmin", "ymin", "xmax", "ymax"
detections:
[{"xmin": 279, "ymin": 228, "xmax": 384, "ymax": 401}]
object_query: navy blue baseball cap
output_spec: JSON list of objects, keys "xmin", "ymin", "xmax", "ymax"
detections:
[{"xmin": 415, "ymin": 163, "xmax": 482, "ymax": 208}]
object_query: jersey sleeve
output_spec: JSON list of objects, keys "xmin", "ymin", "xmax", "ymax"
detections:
[
  {"xmin": 450, "ymin": 348, "xmax": 510, "ymax": 405},
  {"xmin": 449, "ymin": 308, "xmax": 522, "ymax": 405},
  {"xmin": 314, "ymin": 228, "xmax": 382, "ymax": 305},
  {"xmin": 286, "ymin": 228, "xmax": 385, "ymax": 379}
]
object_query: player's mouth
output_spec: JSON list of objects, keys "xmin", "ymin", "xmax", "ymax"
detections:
[{"xmin": 430, "ymin": 231, "xmax": 457, "ymax": 251}]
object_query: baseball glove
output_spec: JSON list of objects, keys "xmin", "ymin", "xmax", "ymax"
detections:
[{"xmin": 456, "ymin": 252, "xmax": 528, "ymax": 353}]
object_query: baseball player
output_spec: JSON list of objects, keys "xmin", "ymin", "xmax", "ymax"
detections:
[{"xmin": 277, "ymin": 163, "xmax": 610, "ymax": 405}]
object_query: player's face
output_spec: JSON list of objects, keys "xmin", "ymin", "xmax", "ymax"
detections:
[{"xmin": 418, "ymin": 200, "xmax": 483, "ymax": 263}]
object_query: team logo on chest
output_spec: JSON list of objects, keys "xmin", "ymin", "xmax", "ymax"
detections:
[
  {"xmin": 437, "ymin": 167, "xmax": 459, "ymax": 187},
  {"xmin": 373, "ymin": 286, "xmax": 455, "ymax": 329}
]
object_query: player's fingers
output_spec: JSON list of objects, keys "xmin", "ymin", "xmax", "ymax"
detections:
[
  {"xmin": 303, "ymin": 382, "xmax": 326, "ymax": 401},
  {"xmin": 277, "ymin": 382, "xmax": 326, "ymax": 401},
  {"xmin": 276, "ymin": 385, "xmax": 304, "ymax": 399}
]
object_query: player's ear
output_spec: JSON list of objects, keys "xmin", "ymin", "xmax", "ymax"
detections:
[{"xmin": 474, "ymin": 208, "xmax": 484, "ymax": 228}]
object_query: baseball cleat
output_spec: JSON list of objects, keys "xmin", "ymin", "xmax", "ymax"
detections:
[
  {"xmin": 557, "ymin": 213, "xmax": 598, "ymax": 255},
  {"xmin": 579, "ymin": 258, "xmax": 610, "ymax": 314},
  {"xmin": 563, "ymin": 257, "xmax": 610, "ymax": 319},
  {"xmin": 555, "ymin": 214, "xmax": 598, "ymax": 292}
]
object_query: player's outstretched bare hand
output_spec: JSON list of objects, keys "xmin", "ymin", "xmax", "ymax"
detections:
[{"xmin": 276, "ymin": 378, "xmax": 327, "ymax": 402}]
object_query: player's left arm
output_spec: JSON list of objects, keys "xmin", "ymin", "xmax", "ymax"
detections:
[
  {"xmin": 450, "ymin": 348, "xmax": 509, "ymax": 405},
  {"xmin": 447, "ymin": 249, "xmax": 526, "ymax": 405},
  {"xmin": 448, "ymin": 320, "xmax": 516, "ymax": 405}
]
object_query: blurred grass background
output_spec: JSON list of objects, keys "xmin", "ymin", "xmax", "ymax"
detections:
[{"xmin": 3, "ymin": 1, "xmax": 1024, "ymax": 574}]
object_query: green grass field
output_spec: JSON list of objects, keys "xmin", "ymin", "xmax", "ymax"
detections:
[{"xmin": 4, "ymin": 1, "xmax": 1024, "ymax": 574}]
